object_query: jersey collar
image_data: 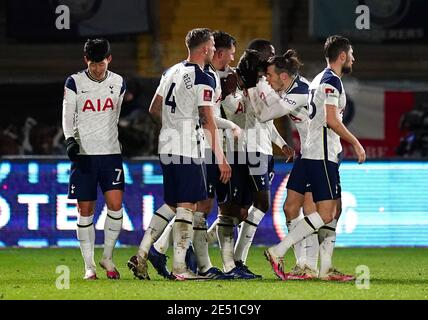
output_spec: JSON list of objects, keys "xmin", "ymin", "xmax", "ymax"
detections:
[{"xmin": 85, "ymin": 70, "xmax": 109, "ymax": 83}]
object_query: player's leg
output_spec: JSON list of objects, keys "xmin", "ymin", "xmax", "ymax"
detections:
[
  {"xmin": 193, "ymin": 198, "xmax": 214, "ymax": 274},
  {"xmin": 149, "ymin": 217, "xmax": 174, "ymax": 279},
  {"xmin": 191, "ymin": 154, "xmax": 220, "ymax": 277},
  {"xmin": 128, "ymin": 156, "xmax": 176, "ymax": 280},
  {"xmin": 77, "ymin": 200, "xmax": 97, "ymax": 280},
  {"xmin": 302, "ymin": 191, "xmax": 319, "ymax": 276},
  {"xmin": 100, "ymin": 189, "xmax": 123, "ymax": 279},
  {"xmin": 265, "ymin": 159, "xmax": 337, "ymax": 280},
  {"xmin": 170, "ymin": 157, "xmax": 208, "ymax": 280},
  {"xmin": 69, "ymin": 155, "xmax": 98, "ymax": 280},
  {"xmin": 318, "ymin": 198, "xmax": 354, "ymax": 281},
  {"xmin": 97, "ymin": 155, "xmax": 125, "ymax": 279},
  {"xmin": 234, "ymin": 153, "xmax": 271, "ymax": 276}
]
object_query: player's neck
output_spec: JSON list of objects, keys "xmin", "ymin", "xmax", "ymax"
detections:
[
  {"xmin": 87, "ymin": 69, "xmax": 108, "ymax": 81},
  {"xmin": 281, "ymin": 75, "xmax": 296, "ymax": 93},
  {"xmin": 327, "ymin": 63, "xmax": 343, "ymax": 78},
  {"xmin": 187, "ymin": 54, "xmax": 205, "ymax": 69}
]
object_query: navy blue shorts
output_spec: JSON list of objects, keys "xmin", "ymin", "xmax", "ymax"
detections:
[
  {"xmin": 286, "ymin": 155, "xmax": 311, "ymax": 195},
  {"xmin": 68, "ymin": 154, "xmax": 124, "ymax": 201},
  {"xmin": 247, "ymin": 152, "xmax": 274, "ymax": 192},
  {"xmin": 226, "ymin": 151, "xmax": 253, "ymax": 207},
  {"xmin": 160, "ymin": 154, "xmax": 208, "ymax": 206},
  {"xmin": 301, "ymin": 159, "xmax": 341, "ymax": 203},
  {"xmin": 205, "ymin": 149, "xmax": 229, "ymax": 203}
]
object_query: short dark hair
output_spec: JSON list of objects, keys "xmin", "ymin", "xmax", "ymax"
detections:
[
  {"xmin": 267, "ymin": 49, "xmax": 303, "ymax": 76},
  {"xmin": 185, "ymin": 28, "xmax": 212, "ymax": 50},
  {"xmin": 246, "ymin": 38, "xmax": 274, "ymax": 64},
  {"xmin": 324, "ymin": 35, "xmax": 351, "ymax": 62},
  {"xmin": 212, "ymin": 30, "xmax": 236, "ymax": 50},
  {"xmin": 84, "ymin": 38, "xmax": 111, "ymax": 62}
]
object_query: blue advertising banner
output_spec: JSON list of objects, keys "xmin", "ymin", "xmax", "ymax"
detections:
[{"xmin": 0, "ymin": 159, "xmax": 427, "ymax": 247}]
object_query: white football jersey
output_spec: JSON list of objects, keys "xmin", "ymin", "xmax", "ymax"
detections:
[
  {"xmin": 303, "ymin": 68, "xmax": 346, "ymax": 163},
  {"xmin": 156, "ymin": 61, "xmax": 215, "ymax": 158},
  {"xmin": 245, "ymin": 77, "xmax": 277, "ymax": 155},
  {"xmin": 62, "ymin": 70, "xmax": 125, "ymax": 155},
  {"xmin": 249, "ymin": 76, "xmax": 310, "ymax": 153}
]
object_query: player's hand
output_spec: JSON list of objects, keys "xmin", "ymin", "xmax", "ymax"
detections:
[
  {"xmin": 220, "ymin": 72, "xmax": 238, "ymax": 100},
  {"xmin": 218, "ymin": 158, "xmax": 232, "ymax": 184},
  {"xmin": 281, "ymin": 144, "xmax": 295, "ymax": 162},
  {"xmin": 353, "ymin": 143, "xmax": 366, "ymax": 164},
  {"xmin": 236, "ymin": 49, "xmax": 261, "ymax": 89},
  {"xmin": 231, "ymin": 125, "xmax": 242, "ymax": 141},
  {"xmin": 65, "ymin": 137, "xmax": 80, "ymax": 162}
]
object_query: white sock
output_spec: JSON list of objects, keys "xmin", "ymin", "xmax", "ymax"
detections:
[
  {"xmin": 153, "ymin": 217, "xmax": 175, "ymax": 254},
  {"xmin": 287, "ymin": 211, "xmax": 306, "ymax": 268},
  {"xmin": 206, "ymin": 217, "xmax": 219, "ymax": 244},
  {"xmin": 172, "ymin": 207, "xmax": 194, "ymax": 273},
  {"xmin": 217, "ymin": 215, "xmax": 236, "ymax": 272},
  {"xmin": 234, "ymin": 206, "xmax": 265, "ymax": 264},
  {"xmin": 318, "ymin": 219, "xmax": 337, "ymax": 276},
  {"xmin": 193, "ymin": 211, "xmax": 212, "ymax": 273},
  {"xmin": 102, "ymin": 208, "xmax": 123, "ymax": 268},
  {"xmin": 138, "ymin": 204, "xmax": 175, "ymax": 259},
  {"xmin": 304, "ymin": 232, "xmax": 319, "ymax": 271},
  {"xmin": 77, "ymin": 215, "xmax": 96, "ymax": 272},
  {"xmin": 271, "ymin": 212, "xmax": 324, "ymax": 258}
]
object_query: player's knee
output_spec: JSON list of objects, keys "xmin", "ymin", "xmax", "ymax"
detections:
[
  {"xmin": 283, "ymin": 202, "xmax": 299, "ymax": 220},
  {"xmin": 239, "ymin": 207, "xmax": 249, "ymax": 222},
  {"xmin": 196, "ymin": 199, "xmax": 213, "ymax": 214},
  {"xmin": 253, "ymin": 195, "xmax": 270, "ymax": 213},
  {"xmin": 107, "ymin": 203, "xmax": 123, "ymax": 212}
]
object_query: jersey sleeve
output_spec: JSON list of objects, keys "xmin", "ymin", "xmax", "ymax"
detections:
[
  {"xmin": 270, "ymin": 122, "xmax": 287, "ymax": 148},
  {"xmin": 248, "ymin": 82, "xmax": 295, "ymax": 122},
  {"xmin": 215, "ymin": 115, "xmax": 237, "ymax": 130},
  {"xmin": 322, "ymin": 76, "xmax": 342, "ymax": 107},
  {"xmin": 62, "ymin": 76, "xmax": 77, "ymax": 139},
  {"xmin": 221, "ymin": 93, "xmax": 244, "ymax": 118},
  {"xmin": 155, "ymin": 74, "xmax": 167, "ymax": 98},
  {"xmin": 195, "ymin": 72, "xmax": 215, "ymax": 107}
]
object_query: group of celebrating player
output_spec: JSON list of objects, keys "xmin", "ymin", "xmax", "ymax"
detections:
[{"xmin": 62, "ymin": 28, "xmax": 365, "ymax": 282}]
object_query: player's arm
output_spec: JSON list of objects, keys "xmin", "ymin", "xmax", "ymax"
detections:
[
  {"xmin": 214, "ymin": 116, "xmax": 241, "ymax": 140},
  {"xmin": 117, "ymin": 78, "xmax": 127, "ymax": 121},
  {"xmin": 323, "ymin": 82, "xmax": 365, "ymax": 164},
  {"xmin": 326, "ymin": 105, "xmax": 365, "ymax": 163},
  {"xmin": 149, "ymin": 74, "xmax": 167, "ymax": 123},
  {"xmin": 149, "ymin": 94, "xmax": 163, "ymax": 123},
  {"xmin": 62, "ymin": 76, "xmax": 79, "ymax": 161},
  {"xmin": 247, "ymin": 84, "xmax": 300, "ymax": 123},
  {"xmin": 199, "ymin": 106, "xmax": 231, "ymax": 183},
  {"xmin": 270, "ymin": 122, "xmax": 294, "ymax": 161}
]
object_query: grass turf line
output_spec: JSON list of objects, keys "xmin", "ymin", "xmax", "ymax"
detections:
[{"xmin": 0, "ymin": 247, "xmax": 427, "ymax": 300}]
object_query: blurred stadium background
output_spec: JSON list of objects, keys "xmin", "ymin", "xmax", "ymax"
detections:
[{"xmin": 0, "ymin": 0, "xmax": 428, "ymax": 249}]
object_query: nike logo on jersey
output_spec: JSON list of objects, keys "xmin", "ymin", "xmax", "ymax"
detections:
[
  {"xmin": 112, "ymin": 181, "xmax": 122, "ymax": 185},
  {"xmin": 81, "ymin": 90, "xmax": 89, "ymax": 93}
]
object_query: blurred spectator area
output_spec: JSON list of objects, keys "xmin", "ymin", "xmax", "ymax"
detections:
[{"xmin": 1, "ymin": 0, "xmax": 428, "ymax": 157}]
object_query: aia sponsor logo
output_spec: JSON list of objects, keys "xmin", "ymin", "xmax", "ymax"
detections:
[
  {"xmin": 325, "ymin": 88, "xmax": 335, "ymax": 94},
  {"xmin": 82, "ymin": 98, "xmax": 114, "ymax": 112}
]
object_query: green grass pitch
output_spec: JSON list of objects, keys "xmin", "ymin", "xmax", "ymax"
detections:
[{"xmin": 0, "ymin": 247, "xmax": 427, "ymax": 300}]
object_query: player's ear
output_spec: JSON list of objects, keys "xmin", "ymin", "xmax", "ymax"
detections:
[
  {"xmin": 84, "ymin": 56, "xmax": 89, "ymax": 64},
  {"xmin": 339, "ymin": 51, "xmax": 347, "ymax": 63},
  {"xmin": 107, "ymin": 55, "xmax": 112, "ymax": 63}
]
